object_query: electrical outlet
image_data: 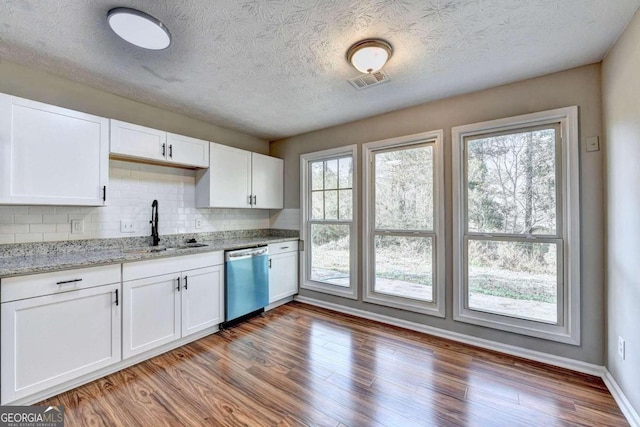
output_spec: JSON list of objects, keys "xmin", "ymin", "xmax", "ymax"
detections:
[
  {"xmin": 71, "ymin": 219, "xmax": 84, "ymax": 234},
  {"xmin": 120, "ymin": 220, "xmax": 135, "ymax": 233},
  {"xmin": 195, "ymin": 218, "xmax": 202, "ymax": 229},
  {"xmin": 618, "ymin": 336, "xmax": 625, "ymax": 360}
]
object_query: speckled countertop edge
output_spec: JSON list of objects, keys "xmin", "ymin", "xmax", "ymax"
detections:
[{"xmin": 0, "ymin": 230, "xmax": 299, "ymax": 279}]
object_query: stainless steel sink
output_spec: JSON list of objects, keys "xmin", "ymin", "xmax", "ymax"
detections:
[{"xmin": 124, "ymin": 243, "xmax": 208, "ymax": 255}]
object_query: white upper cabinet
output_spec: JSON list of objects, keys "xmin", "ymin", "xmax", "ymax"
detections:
[
  {"xmin": 0, "ymin": 93, "xmax": 109, "ymax": 206},
  {"xmin": 110, "ymin": 120, "xmax": 209, "ymax": 168},
  {"xmin": 166, "ymin": 133, "xmax": 209, "ymax": 168},
  {"xmin": 196, "ymin": 143, "xmax": 252, "ymax": 208},
  {"xmin": 195, "ymin": 142, "xmax": 283, "ymax": 209},
  {"xmin": 110, "ymin": 120, "xmax": 166, "ymax": 163},
  {"xmin": 252, "ymin": 152, "xmax": 284, "ymax": 209}
]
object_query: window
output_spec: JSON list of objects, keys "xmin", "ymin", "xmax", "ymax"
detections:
[
  {"xmin": 452, "ymin": 107, "xmax": 580, "ymax": 344},
  {"xmin": 363, "ymin": 131, "xmax": 445, "ymax": 316},
  {"xmin": 300, "ymin": 146, "xmax": 358, "ymax": 298}
]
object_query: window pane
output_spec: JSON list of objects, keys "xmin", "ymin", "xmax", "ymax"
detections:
[
  {"xmin": 466, "ymin": 128, "xmax": 557, "ymax": 235},
  {"xmin": 311, "ymin": 191, "xmax": 323, "ymax": 220},
  {"xmin": 311, "ymin": 161, "xmax": 324, "ymax": 191},
  {"xmin": 338, "ymin": 157, "xmax": 352, "ymax": 189},
  {"xmin": 310, "ymin": 224, "xmax": 351, "ymax": 287},
  {"xmin": 375, "ymin": 145, "xmax": 433, "ymax": 231},
  {"xmin": 467, "ymin": 239, "xmax": 558, "ymax": 323},
  {"xmin": 338, "ymin": 189, "xmax": 352, "ymax": 220},
  {"xmin": 374, "ymin": 235, "xmax": 433, "ymax": 302},
  {"xmin": 324, "ymin": 190, "xmax": 338, "ymax": 220},
  {"xmin": 325, "ymin": 159, "xmax": 338, "ymax": 190}
]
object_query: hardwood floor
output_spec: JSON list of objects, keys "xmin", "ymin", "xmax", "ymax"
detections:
[{"xmin": 41, "ymin": 302, "xmax": 628, "ymax": 426}]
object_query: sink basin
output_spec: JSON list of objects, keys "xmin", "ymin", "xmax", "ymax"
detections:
[{"xmin": 124, "ymin": 243, "xmax": 208, "ymax": 255}]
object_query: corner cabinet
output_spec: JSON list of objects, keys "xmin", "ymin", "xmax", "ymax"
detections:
[
  {"xmin": 268, "ymin": 241, "xmax": 299, "ymax": 303},
  {"xmin": 0, "ymin": 93, "xmax": 109, "ymax": 206},
  {"xmin": 0, "ymin": 265, "xmax": 121, "ymax": 405},
  {"xmin": 195, "ymin": 143, "xmax": 284, "ymax": 209},
  {"xmin": 121, "ymin": 252, "xmax": 224, "ymax": 359},
  {"xmin": 110, "ymin": 120, "xmax": 209, "ymax": 168}
]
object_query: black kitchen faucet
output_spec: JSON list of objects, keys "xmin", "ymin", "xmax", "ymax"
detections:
[{"xmin": 150, "ymin": 199, "xmax": 160, "ymax": 246}]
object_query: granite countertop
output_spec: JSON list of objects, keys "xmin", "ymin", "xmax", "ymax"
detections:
[{"xmin": 0, "ymin": 230, "xmax": 299, "ymax": 278}]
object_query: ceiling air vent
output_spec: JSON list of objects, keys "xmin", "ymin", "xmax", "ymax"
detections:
[{"xmin": 348, "ymin": 70, "xmax": 390, "ymax": 90}]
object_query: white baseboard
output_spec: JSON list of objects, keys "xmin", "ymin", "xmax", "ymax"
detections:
[
  {"xmin": 602, "ymin": 370, "xmax": 640, "ymax": 427},
  {"xmin": 295, "ymin": 296, "xmax": 602, "ymax": 375},
  {"xmin": 295, "ymin": 295, "xmax": 640, "ymax": 426}
]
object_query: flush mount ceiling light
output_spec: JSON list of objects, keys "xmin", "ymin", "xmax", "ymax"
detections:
[
  {"xmin": 107, "ymin": 7, "xmax": 171, "ymax": 50},
  {"xmin": 347, "ymin": 39, "xmax": 393, "ymax": 74}
]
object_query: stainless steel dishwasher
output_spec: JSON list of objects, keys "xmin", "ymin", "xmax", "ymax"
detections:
[{"xmin": 224, "ymin": 246, "xmax": 269, "ymax": 325}]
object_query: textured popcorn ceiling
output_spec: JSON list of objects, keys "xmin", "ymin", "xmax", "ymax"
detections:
[{"xmin": 0, "ymin": 0, "xmax": 638, "ymax": 140}]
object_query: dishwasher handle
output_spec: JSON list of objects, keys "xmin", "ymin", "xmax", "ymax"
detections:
[{"xmin": 226, "ymin": 247, "xmax": 268, "ymax": 261}]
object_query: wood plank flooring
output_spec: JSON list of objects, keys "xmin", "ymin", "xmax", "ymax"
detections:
[{"xmin": 40, "ymin": 302, "xmax": 628, "ymax": 426}]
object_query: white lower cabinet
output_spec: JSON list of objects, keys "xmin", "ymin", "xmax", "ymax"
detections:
[
  {"xmin": 122, "ymin": 253, "xmax": 224, "ymax": 359},
  {"xmin": 1, "ymin": 266, "xmax": 121, "ymax": 405},
  {"xmin": 268, "ymin": 242, "xmax": 299, "ymax": 303},
  {"xmin": 122, "ymin": 273, "xmax": 181, "ymax": 359}
]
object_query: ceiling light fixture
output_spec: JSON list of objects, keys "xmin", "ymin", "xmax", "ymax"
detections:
[
  {"xmin": 347, "ymin": 39, "xmax": 393, "ymax": 74},
  {"xmin": 107, "ymin": 8, "xmax": 171, "ymax": 50}
]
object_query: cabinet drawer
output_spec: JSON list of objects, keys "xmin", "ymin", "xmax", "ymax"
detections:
[
  {"xmin": 123, "ymin": 251, "xmax": 224, "ymax": 282},
  {"xmin": 1, "ymin": 264, "xmax": 121, "ymax": 303},
  {"xmin": 267, "ymin": 241, "xmax": 298, "ymax": 256}
]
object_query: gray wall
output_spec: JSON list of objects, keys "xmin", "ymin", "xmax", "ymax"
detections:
[
  {"xmin": 602, "ymin": 9, "xmax": 640, "ymax": 413},
  {"xmin": 0, "ymin": 59, "xmax": 268, "ymax": 154},
  {"xmin": 271, "ymin": 64, "xmax": 605, "ymax": 364}
]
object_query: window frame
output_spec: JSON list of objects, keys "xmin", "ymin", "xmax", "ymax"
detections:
[
  {"xmin": 452, "ymin": 106, "xmax": 580, "ymax": 345},
  {"xmin": 363, "ymin": 130, "xmax": 446, "ymax": 316},
  {"xmin": 300, "ymin": 145, "xmax": 358, "ymax": 299}
]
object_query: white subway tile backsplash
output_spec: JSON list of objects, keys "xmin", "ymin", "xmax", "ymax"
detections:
[
  {"xmin": 42, "ymin": 232, "xmax": 69, "ymax": 242},
  {"xmin": 0, "ymin": 234, "xmax": 15, "ymax": 244},
  {"xmin": 15, "ymin": 214, "xmax": 43, "ymax": 224},
  {"xmin": 0, "ymin": 224, "xmax": 29, "ymax": 234},
  {"xmin": 15, "ymin": 233, "xmax": 43, "ymax": 243},
  {"xmin": 42, "ymin": 215, "xmax": 69, "ymax": 224},
  {"xmin": 0, "ymin": 160, "xmax": 272, "ymax": 243},
  {"xmin": 29, "ymin": 224, "xmax": 57, "ymax": 233},
  {"xmin": 28, "ymin": 207, "xmax": 56, "ymax": 214}
]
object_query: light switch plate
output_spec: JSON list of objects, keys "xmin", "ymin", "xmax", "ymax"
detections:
[
  {"xmin": 586, "ymin": 136, "xmax": 600, "ymax": 152},
  {"xmin": 71, "ymin": 219, "xmax": 84, "ymax": 234}
]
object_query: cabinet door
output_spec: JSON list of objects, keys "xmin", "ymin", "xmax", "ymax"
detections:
[
  {"xmin": 196, "ymin": 143, "xmax": 251, "ymax": 208},
  {"xmin": 0, "ymin": 94, "xmax": 109, "ymax": 206},
  {"xmin": 269, "ymin": 251, "xmax": 299, "ymax": 303},
  {"xmin": 166, "ymin": 133, "xmax": 209, "ymax": 168},
  {"xmin": 181, "ymin": 265, "xmax": 223, "ymax": 337},
  {"xmin": 0, "ymin": 283, "xmax": 121, "ymax": 404},
  {"xmin": 110, "ymin": 119, "xmax": 167, "ymax": 163},
  {"xmin": 122, "ymin": 274, "xmax": 181, "ymax": 359},
  {"xmin": 252, "ymin": 153, "xmax": 284, "ymax": 209}
]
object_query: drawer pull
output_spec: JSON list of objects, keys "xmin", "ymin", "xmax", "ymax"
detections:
[
  {"xmin": 115, "ymin": 289, "xmax": 119, "ymax": 306},
  {"xmin": 280, "ymin": 246, "xmax": 290, "ymax": 249},
  {"xmin": 56, "ymin": 278, "xmax": 83, "ymax": 286}
]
